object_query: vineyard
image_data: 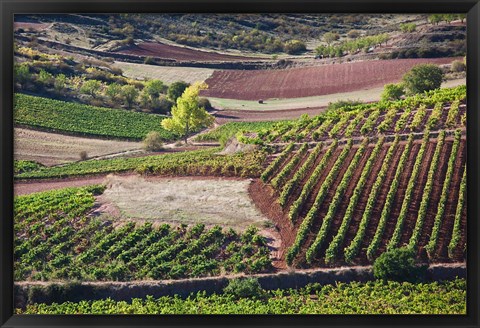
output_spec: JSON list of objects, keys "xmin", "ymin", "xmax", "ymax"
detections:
[
  {"xmin": 15, "ymin": 147, "xmax": 265, "ymax": 180},
  {"xmin": 255, "ymin": 86, "xmax": 466, "ymax": 268},
  {"xmin": 18, "ymin": 279, "xmax": 466, "ymax": 314},
  {"xmin": 246, "ymin": 86, "xmax": 466, "ymax": 145},
  {"xmin": 14, "ymin": 94, "xmax": 177, "ymax": 141},
  {"xmin": 14, "ymin": 186, "xmax": 272, "ymax": 281}
]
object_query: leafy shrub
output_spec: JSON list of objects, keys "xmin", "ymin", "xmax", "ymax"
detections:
[
  {"xmin": 381, "ymin": 83, "xmax": 405, "ymax": 101},
  {"xmin": 223, "ymin": 278, "xmax": 265, "ymax": 300},
  {"xmin": 327, "ymin": 99, "xmax": 362, "ymax": 112},
  {"xmin": 283, "ymin": 40, "xmax": 306, "ymax": 55},
  {"xmin": 79, "ymin": 151, "xmax": 88, "ymax": 161},
  {"xmin": 373, "ymin": 247, "xmax": 427, "ymax": 282},
  {"xmin": 451, "ymin": 60, "xmax": 466, "ymax": 73},
  {"xmin": 143, "ymin": 131, "xmax": 164, "ymax": 151}
]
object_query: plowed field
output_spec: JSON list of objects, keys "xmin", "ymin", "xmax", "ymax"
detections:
[{"xmin": 203, "ymin": 57, "xmax": 459, "ymax": 100}]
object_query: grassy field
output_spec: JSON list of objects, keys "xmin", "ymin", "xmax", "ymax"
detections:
[
  {"xmin": 100, "ymin": 175, "xmax": 269, "ymax": 230},
  {"xmin": 15, "ymin": 128, "xmax": 142, "ymax": 166},
  {"xmin": 18, "ymin": 279, "xmax": 466, "ymax": 314},
  {"xmin": 14, "ymin": 94, "xmax": 177, "ymax": 141},
  {"xmin": 114, "ymin": 61, "xmax": 215, "ymax": 84}
]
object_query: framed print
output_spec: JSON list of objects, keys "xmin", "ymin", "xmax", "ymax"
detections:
[{"xmin": 1, "ymin": 0, "xmax": 479, "ymax": 327}]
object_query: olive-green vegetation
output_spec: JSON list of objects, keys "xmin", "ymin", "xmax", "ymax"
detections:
[
  {"xmin": 18, "ymin": 279, "xmax": 466, "ymax": 314},
  {"xmin": 14, "ymin": 94, "xmax": 177, "ymax": 141}
]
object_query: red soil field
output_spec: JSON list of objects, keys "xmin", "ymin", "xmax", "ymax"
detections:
[
  {"xmin": 117, "ymin": 42, "xmax": 262, "ymax": 62},
  {"xmin": 203, "ymin": 57, "xmax": 459, "ymax": 100}
]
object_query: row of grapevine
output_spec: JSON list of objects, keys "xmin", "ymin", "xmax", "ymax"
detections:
[
  {"xmin": 366, "ymin": 133, "xmax": 415, "ymax": 260},
  {"xmin": 286, "ymin": 140, "xmax": 353, "ymax": 265},
  {"xmin": 445, "ymin": 100, "xmax": 460, "ymax": 128},
  {"xmin": 325, "ymin": 136, "xmax": 385, "ymax": 264},
  {"xmin": 288, "ymin": 140, "xmax": 338, "ymax": 223},
  {"xmin": 407, "ymin": 131, "xmax": 445, "ymax": 250},
  {"xmin": 426, "ymin": 102, "xmax": 443, "ymax": 129},
  {"xmin": 425, "ymin": 130, "xmax": 462, "ymax": 258},
  {"xmin": 360, "ymin": 108, "xmax": 381, "ymax": 134},
  {"xmin": 279, "ymin": 142, "xmax": 324, "ymax": 207},
  {"xmin": 408, "ymin": 104, "xmax": 427, "ymax": 130},
  {"xmin": 260, "ymin": 143, "xmax": 294, "ymax": 183},
  {"xmin": 343, "ymin": 135, "xmax": 400, "ymax": 263},
  {"xmin": 306, "ymin": 138, "xmax": 369, "ymax": 263},
  {"xmin": 270, "ymin": 143, "xmax": 309, "ymax": 189},
  {"xmin": 447, "ymin": 165, "xmax": 466, "ymax": 259},
  {"xmin": 387, "ymin": 131, "xmax": 430, "ymax": 250}
]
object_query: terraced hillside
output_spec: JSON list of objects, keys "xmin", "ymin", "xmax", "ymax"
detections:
[{"xmin": 252, "ymin": 86, "xmax": 466, "ymax": 268}]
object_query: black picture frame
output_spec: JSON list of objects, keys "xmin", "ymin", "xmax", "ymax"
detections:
[{"xmin": 1, "ymin": 1, "xmax": 479, "ymax": 327}]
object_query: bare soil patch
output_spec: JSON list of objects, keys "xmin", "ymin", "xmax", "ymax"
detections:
[
  {"xmin": 202, "ymin": 58, "xmax": 460, "ymax": 100},
  {"xmin": 14, "ymin": 128, "xmax": 142, "ymax": 166},
  {"xmin": 96, "ymin": 175, "xmax": 270, "ymax": 231}
]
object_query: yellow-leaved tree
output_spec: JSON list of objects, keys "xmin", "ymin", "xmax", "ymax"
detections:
[{"xmin": 161, "ymin": 82, "xmax": 214, "ymax": 144}]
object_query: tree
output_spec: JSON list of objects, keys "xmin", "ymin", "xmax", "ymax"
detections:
[
  {"xmin": 54, "ymin": 74, "xmax": 67, "ymax": 92},
  {"xmin": 323, "ymin": 32, "xmax": 340, "ymax": 45},
  {"xmin": 37, "ymin": 69, "xmax": 54, "ymax": 87},
  {"xmin": 144, "ymin": 80, "xmax": 166, "ymax": 99},
  {"xmin": 120, "ymin": 85, "xmax": 139, "ymax": 108},
  {"xmin": 402, "ymin": 64, "xmax": 444, "ymax": 95},
  {"xmin": 14, "ymin": 63, "xmax": 30, "ymax": 87},
  {"xmin": 80, "ymin": 80, "xmax": 102, "ymax": 98},
  {"xmin": 167, "ymin": 81, "xmax": 190, "ymax": 103},
  {"xmin": 106, "ymin": 83, "xmax": 122, "ymax": 103},
  {"xmin": 161, "ymin": 82, "xmax": 214, "ymax": 144},
  {"xmin": 428, "ymin": 14, "xmax": 443, "ymax": 25},
  {"xmin": 381, "ymin": 83, "xmax": 405, "ymax": 101}
]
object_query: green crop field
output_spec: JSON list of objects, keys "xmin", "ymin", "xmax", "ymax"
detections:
[{"xmin": 14, "ymin": 94, "xmax": 178, "ymax": 141}]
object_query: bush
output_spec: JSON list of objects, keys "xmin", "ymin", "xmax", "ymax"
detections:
[
  {"xmin": 79, "ymin": 151, "xmax": 88, "ymax": 161},
  {"xmin": 402, "ymin": 64, "xmax": 444, "ymax": 95},
  {"xmin": 451, "ymin": 60, "xmax": 466, "ymax": 73},
  {"xmin": 381, "ymin": 83, "xmax": 405, "ymax": 101},
  {"xmin": 327, "ymin": 99, "xmax": 362, "ymax": 112},
  {"xmin": 283, "ymin": 40, "xmax": 306, "ymax": 55},
  {"xmin": 373, "ymin": 247, "xmax": 427, "ymax": 283},
  {"xmin": 223, "ymin": 278, "xmax": 265, "ymax": 300},
  {"xmin": 198, "ymin": 97, "xmax": 212, "ymax": 110},
  {"xmin": 167, "ymin": 81, "xmax": 190, "ymax": 102},
  {"xmin": 143, "ymin": 131, "xmax": 164, "ymax": 151}
]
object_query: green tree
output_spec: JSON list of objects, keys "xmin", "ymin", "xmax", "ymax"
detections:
[
  {"xmin": 323, "ymin": 32, "xmax": 340, "ymax": 45},
  {"xmin": 80, "ymin": 80, "xmax": 102, "ymax": 98},
  {"xmin": 106, "ymin": 83, "xmax": 122, "ymax": 103},
  {"xmin": 167, "ymin": 81, "xmax": 190, "ymax": 103},
  {"xmin": 37, "ymin": 69, "xmax": 54, "ymax": 86},
  {"xmin": 54, "ymin": 74, "xmax": 67, "ymax": 92},
  {"xmin": 381, "ymin": 83, "xmax": 405, "ymax": 101},
  {"xmin": 144, "ymin": 80, "xmax": 166, "ymax": 99},
  {"xmin": 429, "ymin": 14, "xmax": 443, "ymax": 25},
  {"xmin": 161, "ymin": 82, "xmax": 214, "ymax": 144},
  {"xmin": 120, "ymin": 85, "xmax": 139, "ymax": 108},
  {"xmin": 402, "ymin": 64, "xmax": 444, "ymax": 95},
  {"xmin": 14, "ymin": 63, "xmax": 30, "ymax": 87}
]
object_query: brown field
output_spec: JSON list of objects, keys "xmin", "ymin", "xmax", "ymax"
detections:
[
  {"xmin": 202, "ymin": 57, "xmax": 460, "ymax": 100},
  {"xmin": 14, "ymin": 128, "xmax": 142, "ymax": 166},
  {"xmin": 117, "ymin": 42, "xmax": 262, "ymax": 62}
]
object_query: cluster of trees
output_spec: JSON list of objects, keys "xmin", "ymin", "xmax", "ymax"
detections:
[
  {"xmin": 381, "ymin": 64, "xmax": 444, "ymax": 101},
  {"xmin": 399, "ymin": 23, "xmax": 416, "ymax": 33},
  {"xmin": 315, "ymin": 33, "xmax": 389, "ymax": 58},
  {"xmin": 428, "ymin": 14, "xmax": 466, "ymax": 25},
  {"xmin": 14, "ymin": 60, "xmax": 194, "ymax": 114}
]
